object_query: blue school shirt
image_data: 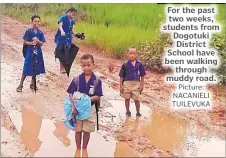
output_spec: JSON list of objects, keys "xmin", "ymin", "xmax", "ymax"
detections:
[
  {"xmin": 67, "ymin": 72, "xmax": 103, "ymax": 97},
  {"xmin": 54, "ymin": 14, "xmax": 75, "ymax": 45},
  {"xmin": 119, "ymin": 59, "xmax": 146, "ymax": 81},
  {"xmin": 23, "ymin": 28, "xmax": 46, "ymax": 46}
]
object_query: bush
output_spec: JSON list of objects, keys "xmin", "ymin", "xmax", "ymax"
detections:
[
  {"xmin": 138, "ymin": 31, "xmax": 172, "ymax": 73},
  {"xmin": 210, "ymin": 33, "xmax": 226, "ymax": 85}
]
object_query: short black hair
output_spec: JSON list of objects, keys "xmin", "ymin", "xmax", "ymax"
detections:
[
  {"xmin": 80, "ymin": 54, "xmax": 94, "ymax": 63},
  {"xmin": 127, "ymin": 46, "xmax": 136, "ymax": 52},
  {"xmin": 66, "ymin": 7, "xmax": 77, "ymax": 13},
  {"xmin": 31, "ymin": 15, "xmax": 40, "ymax": 22}
]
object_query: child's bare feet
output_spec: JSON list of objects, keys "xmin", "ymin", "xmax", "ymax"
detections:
[
  {"xmin": 74, "ymin": 148, "xmax": 81, "ymax": 157},
  {"xmin": 82, "ymin": 148, "xmax": 88, "ymax": 157}
]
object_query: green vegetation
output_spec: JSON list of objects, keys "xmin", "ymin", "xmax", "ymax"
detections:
[
  {"xmin": 1, "ymin": 4, "xmax": 165, "ymax": 55},
  {"xmin": 1, "ymin": 4, "xmax": 225, "ymax": 84}
]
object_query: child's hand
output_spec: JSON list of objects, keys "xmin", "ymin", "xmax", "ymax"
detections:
[
  {"xmin": 139, "ymin": 84, "xmax": 143, "ymax": 93},
  {"xmin": 120, "ymin": 86, "xmax": 123, "ymax": 93},
  {"xmin": 32, "ymin": 41, "xmax": 37, "ymax": 45},
  {"xmin": 72, "ymin": 107, "xmax": 78, "ymax": 116},
  {"xmin": 61, "ymin": 31, "xmax": 66, "ymax": 36},
  {"xmin": 32, "ymin": 37, "xmax": 38, "ymax": 42}
]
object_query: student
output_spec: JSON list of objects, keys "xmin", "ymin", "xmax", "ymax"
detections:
[
  {"xmin": 16, "ymin": 15, "xmax": 46, "ymax": 92},
  {"xmin": 67, "ymin": 54, "xmax": 103, "ymax": 149},
  {"xmin": 119, "ymin": 47, "xmax": 147, "ymax": 117},
  {"xmin": 54, "ymin": 7, "xmax": 77, "ymax": 73}
]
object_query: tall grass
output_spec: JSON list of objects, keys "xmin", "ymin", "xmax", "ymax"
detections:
[{"xmin": 1, "ymin": 4, "xmax": 225, "ymax": 56}]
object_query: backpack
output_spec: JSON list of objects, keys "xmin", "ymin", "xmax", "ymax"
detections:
[
  {"xmin": 73, "ymin": 74, "xmax": 101, "ymax": 130},
  {"xmin": 122, "ymin": 61, "xmax": 142, "ymax": 83},
  {"xmin": 22, "ymin": 28, "xmax": 33, "ymax": 58}
]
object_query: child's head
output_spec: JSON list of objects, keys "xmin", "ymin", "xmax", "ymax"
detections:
[
  {"xmin": 127, "ymin": 46, "xmax": 137, "ymax": 61},
  {"xmin": 67, "ymin": 7, "xmax": 77, "ymax": 19},
  {"xmin": 80, "ymin": 54, "xmax": 94, "ymax": 75},
  {"xmin": 31, "ymin": 15, "xmax": 41, "ymax": 28}
]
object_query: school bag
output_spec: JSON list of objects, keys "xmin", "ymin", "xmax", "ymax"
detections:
[
  {"xmin": 122, "ymin": 61, "xmax": 143, "ymax": 83},
  {"xmin": 22, "ymin": 28, "xmax": 33, "ymax": 58},
  {"xmin": 63, "ymin": 92, "xmax": 92, "ymax": 130},
  {"xmin": 73, "ymin": 74, "xmax": 101, "ymax": 130}
]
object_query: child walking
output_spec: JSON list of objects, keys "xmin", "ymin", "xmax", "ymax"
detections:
[
  {"xmin": 16, "ymin": 15, "xmax": 46, "ymax": 92},
  {"xmin": 119, "ymin": 47, "xmax": 147, "ymax": 117},
  {"xmin": 54, "ymin": 7, "xmax": 77, "ymax": 74},
  {"xmin": 67, "ymin": 54, "xmax": 103, "ymax": 149}
]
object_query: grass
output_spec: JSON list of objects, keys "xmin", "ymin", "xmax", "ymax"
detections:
[{"xmin": 1, "ymin": 4, "xmax": 225, "ymax": 56}]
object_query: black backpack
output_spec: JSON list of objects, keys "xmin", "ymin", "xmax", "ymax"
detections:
[{"xmin": 22, "ymin": 29, "xmax": 33, "ymax": 58}]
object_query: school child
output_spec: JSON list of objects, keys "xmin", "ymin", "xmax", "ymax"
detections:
[
  {"xmin": 54, "ymin": 7, "xmax": 77, "ymax": 73},
  {"xmin": 119, "ymin": 47, "xmax": 147, "ymax": 117},
  {"xmin": 67, "ymin": 54, "xmax": 103, "ymax": 149},
  {"xmin": 16, "ymin": 15, "xmax": 46, "ymax": 92}
]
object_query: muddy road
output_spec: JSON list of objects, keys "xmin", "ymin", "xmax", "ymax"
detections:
[{"xmin": 1, "ymin": 16, "xmax": 225, "ymax": 157}]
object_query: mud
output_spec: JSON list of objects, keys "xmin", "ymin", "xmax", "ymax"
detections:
[{"xmin": 1, "ymin": 15, "xmax": 226, "ymax": 157}]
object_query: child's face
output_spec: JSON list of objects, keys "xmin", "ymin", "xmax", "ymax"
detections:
[
  {"xmin": 127, "ymin": 48, "xmax": 137, "ymax": 61},
  {"xmin": 69, "ymin": 11, "xmax": 76, "ymax": 20},
  {"xmin": 80, "ymin": 58, "xmax": 94, "ymax": 75},
  {"xmin": 32, "ymin": 18, "xmax": 40, "ymax": 28}
]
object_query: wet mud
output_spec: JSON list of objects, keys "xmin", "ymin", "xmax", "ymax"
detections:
[{"xmin": 1, "ymin": 15, "xmax": 225, "ymax": 157}]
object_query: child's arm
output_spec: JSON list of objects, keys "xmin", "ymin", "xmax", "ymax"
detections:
[
  {"xmin": 36, "ymin": 32, "xmax": 46, "ymax": 46},
  {"xmin": 67, "ymin": 80, "xmax": 78, "ymax": 115},
  {"xmin": 58, "ymin": 22, "xmax": 65, "ymax": 34},
  {"xmin": 69, "ymin": 93, "xmax": 77, "ymax": 113},
  {"xmin": 57, "ymin": 16, "xmax": 66, "ymax": 36},
  {"xmin": 91, "ymin": 78, "xmax": 103, "ymax": 101},
  {"xmin": 139, "ymin": 76, "xmax": 144, "ymax": 93},
  {"xmin": 23, "ymin": 29, "xmax": 36, "ymax": 46},
  {"xmin": 23, "ymin": 40, "xmax": 36, "ymax": 46},
  {"xmin": 36, "ymin": 39, "xmax": 44, "ymax": 46},
  {"xmin": 119, "ymin": 64, "xmax": 124, "ymax": 93},
  {"xmin": 139, "ymin": 63, "xmax": 147, "ymax": 93},
  {"xmin": 140, "ymin": 76, "xmax": 144, "ymax": 86},
  {"xmin": 120, "ymin": 77, "xmax": 124, "ymax": 93}
]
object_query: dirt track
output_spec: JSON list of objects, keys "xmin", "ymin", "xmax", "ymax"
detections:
[{"xmin": 1, "ymin": 15, "xmax": 225, "ymax": 157}]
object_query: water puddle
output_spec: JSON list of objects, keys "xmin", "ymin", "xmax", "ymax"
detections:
[
  {"xmin": 8, "ymin": 103, "xmax": 225, "ymax": 157},
  {"xmin": 9, "ymin": 106, "xmax": 116, "ymax": 157},
  {"xmin": 107, "ymin": 100, "xmax": 225, "ymax": 157}
]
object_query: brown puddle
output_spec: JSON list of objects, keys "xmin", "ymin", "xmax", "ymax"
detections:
[
  {"xmin": 8, "ymin": 104, "xmax": 225, "ymax": 157},
  {"xmin": 20, "ymin": 107, "xmax": 43, "ymax": 153},
  {"xmin": 8, "ymin": 106, "xmax": 116, "ymax": 157},
  {"xmin": 108, "ymin": 100, "xmax": 225, "ymax": 157}
]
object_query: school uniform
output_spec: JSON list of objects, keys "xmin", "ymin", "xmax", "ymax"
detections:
[
  {"xmin": 54, "ymin": 14, "xmax": 79, "ymax": 75},
  {"xmin": 22, "ymin": 28, "xmax": 46, "ymax": 76},
  {"xmin": 67, "ymin": 72, "xmax": 103, "ymax": 133},
  {"xmin": 54, "ymin": 14, "xmax": 75, "ymax": 46},
  {"xmin": 119, "ymin": 59, "xmax": 146, "ymax": 101}
]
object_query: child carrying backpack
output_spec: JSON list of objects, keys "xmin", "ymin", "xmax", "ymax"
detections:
[
  {"xmin": 66, "ymin": 54, "xmax": 103, "ymax": 149},
  {"xmin": 16, "ymin": 15, "xmax": 46, "ymax": 92},
  {"xmin": 119, "ymin": 47, "xmax": 147, "ymax": 117}
]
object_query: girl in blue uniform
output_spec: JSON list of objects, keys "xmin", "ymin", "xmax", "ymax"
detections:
[
  {"xmin": 16, "ymin": 15, "xmax": 46, "ymax": 92},
  {"xmin": 54, "ymin": 7, "xmax": 77, "ymax": 73}
]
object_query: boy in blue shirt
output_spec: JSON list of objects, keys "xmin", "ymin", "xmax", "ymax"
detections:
[
  {"xmin": 67, "ymin": 54, "xmax": 103, "ymax": 149},
  {"xmin": 119, "ymin": 47, "xmax": 147, "ymax": 117}
]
